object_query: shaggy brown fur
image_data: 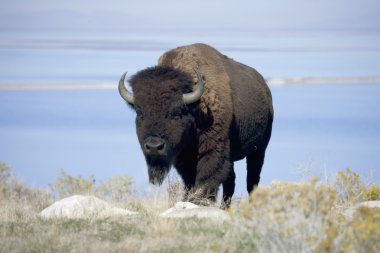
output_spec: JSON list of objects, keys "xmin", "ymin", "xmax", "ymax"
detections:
[{"xmin": 125, "ymin": 43, "xmax": 273, "ymax": 208}]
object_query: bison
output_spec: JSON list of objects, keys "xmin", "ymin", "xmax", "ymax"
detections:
[{"xmin": 119, "ymin": 43, "xmax": 273, "ymax": 208}]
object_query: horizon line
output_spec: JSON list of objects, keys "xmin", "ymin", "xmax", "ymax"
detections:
[{"xmin": 1, "ymin": 76, "xmax": 380, "ymax": 90}]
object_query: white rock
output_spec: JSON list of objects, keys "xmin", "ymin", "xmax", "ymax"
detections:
[
  {"xmin": 342, "ymin": 200, "xmax": 380, "ymax": 220},
  {"xmin": 159, "ymin": 201, "xmax": 230, "ymax": 221},
  {"xmin": 39, "ymin": 195, "xmax": 138, "ymax": 219},
  {"xmin": 358, "ymin": 200, "xmax": 380, "ymax": 209}
]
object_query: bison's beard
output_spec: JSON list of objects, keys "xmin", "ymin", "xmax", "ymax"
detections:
[{"xmin": 146, "ymin": 156, "xmax": 171, "ymax": 185}]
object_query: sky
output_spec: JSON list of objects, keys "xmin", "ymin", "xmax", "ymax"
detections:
[{"xmin": 0, "ymin": 0, "xmax": 379, "ymax": 32}]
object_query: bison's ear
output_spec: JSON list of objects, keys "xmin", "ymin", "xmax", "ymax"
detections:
[{"xmin": 126, "ymin": 101, "xmax": 135, "ymax": 110}]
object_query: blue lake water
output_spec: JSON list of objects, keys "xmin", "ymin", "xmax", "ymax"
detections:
[
  {"xmin": 1, "ymin": 84, "xmax": 379, "ymax": 195},
  {"xmin": 1, "ymin": 30, "xmax": 380, "ymax": 83},
  {"xmin": 0, "ymin": 31, "xmax": 379, "ymax": 195}
]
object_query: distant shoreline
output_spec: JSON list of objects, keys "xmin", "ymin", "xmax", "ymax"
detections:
[
  {"xmin": 0, "ymin": 82, "xmax": 117, "ymax": 90},
  {"xmin": 265, "ymin": 76, "xmax": 380, "ymax": 86},
  {"xmin": 1, "ymin": 76, "xmax": 380, "ymax": 90}
]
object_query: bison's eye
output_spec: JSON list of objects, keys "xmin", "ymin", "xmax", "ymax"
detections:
[{"xmin": 168, "ymin": 107, "xmax": 182, "ymax": 120}]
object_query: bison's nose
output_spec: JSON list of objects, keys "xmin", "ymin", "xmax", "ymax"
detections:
[{"xmin": 143, "ymin": 137, "xmax": 166, "ymax": 156}]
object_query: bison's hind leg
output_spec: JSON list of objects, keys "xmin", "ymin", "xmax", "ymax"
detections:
[
  {"xmin": 221, "ymin": 166, "xmax": 235, "ymax": 209},
  {"xmin": 246, "ymin": 150, "xmax": 265, "ymax": 194}
]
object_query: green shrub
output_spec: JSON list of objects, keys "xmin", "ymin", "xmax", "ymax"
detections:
[
  {"xmin": 349, "ymin": 206, "xmax": 380, "ymax": 252},
  {"xmin": 0, "ymin": 162, "xmax": 53, "ymax": 222},
  {"xmin": 362, "ymin": 185, "xmax": 380, "ymax": 201},
  {"xmin": 232, "ymin": 178, "xmax": 339, "ymax": 252},
  {"xmin": 49, "ymin": 169, "xmax": 95, "ymax": 198},
  {"xmin": 49, "ymin": 169, "xmax": 134, "ymax": 203},
  {"xmin": 334, "ymin": 168, "xmax": 380, "ymax": 205},
  {"xmin": 231, "ymin": 169, "xmax": 380, "ymax": 253},
  {"xmin": 335, "ymin": 168, "xmax": 363, "ymax": 205},
  {"xmin": 0, "ymin": 161, "xmax": 12, "ymax": 198},
  {"xmin": 96, "ymin": 175, "xmax": 133, "ymax": 203}
]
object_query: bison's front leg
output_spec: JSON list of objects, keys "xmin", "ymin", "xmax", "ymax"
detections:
[
  {"xmin": 192, "ymin": 138, "xmax": 232, "ymax": 206},
  {"xmin": 174, "ymin": 149, "xmax": 197, "ymax": 201}
]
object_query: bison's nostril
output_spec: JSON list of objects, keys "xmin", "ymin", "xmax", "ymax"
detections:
[
  {"xmin": 157, "ymin": 142, "xmax": 164, "ymax": 150},
  {"xmin": 144, "ymin": 137, "xmax": 166, "ymax": 155},
  {"xmin": 145, "ymin": 142, "xmax": 165, "ymax": 151}
]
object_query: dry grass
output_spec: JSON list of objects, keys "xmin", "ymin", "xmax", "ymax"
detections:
[
  {"xmin": 232, "ymin": 175, "xmax": 380, "ymax": 253},
  {"xmin": 0, "ymin": 162, "xmax": 379, "ymax": 253}
]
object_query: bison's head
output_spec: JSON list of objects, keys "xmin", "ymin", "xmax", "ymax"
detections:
[{"xmin": 119, "ymin": 66, "xmax": 204, "ymax": 185}]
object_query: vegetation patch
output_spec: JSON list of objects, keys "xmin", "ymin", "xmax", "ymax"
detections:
[{"xmin": 0, "ymin": 162, "xmax": 379, "ymax": 253}]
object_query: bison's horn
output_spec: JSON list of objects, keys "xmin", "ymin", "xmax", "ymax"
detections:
[
  {"xmin": 183, "ymin": 70, "xmax": 205, "ymax": 104},
  {"xmin": 118, "ymin": 71, "xmax": 134, "ymax": 104}
]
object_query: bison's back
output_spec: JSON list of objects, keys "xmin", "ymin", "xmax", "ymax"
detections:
[{"xmin": 223, "ymin": 59, "xmax": 273, "ymax": 160}]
